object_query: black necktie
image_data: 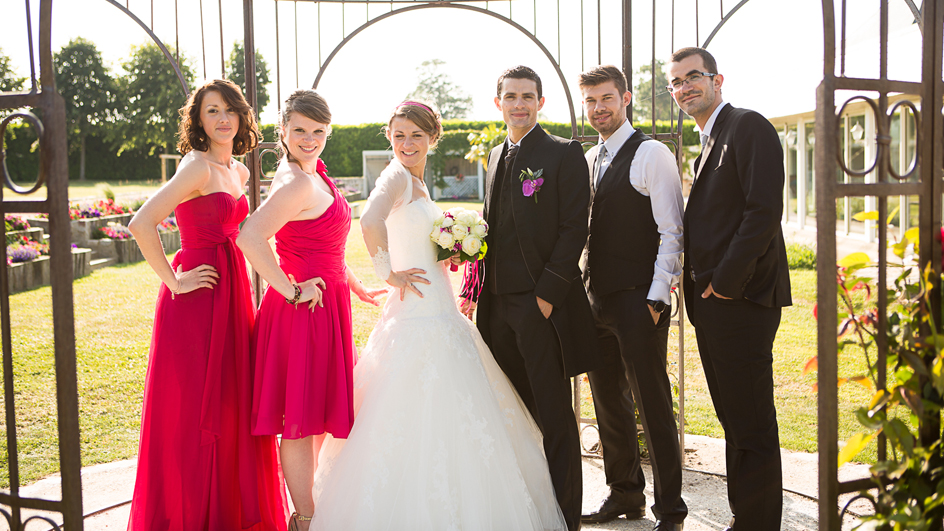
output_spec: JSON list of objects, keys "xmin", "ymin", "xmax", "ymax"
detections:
[{"xmin": 504, "ymin": 143, "xmax": 519, "ymax": 180}]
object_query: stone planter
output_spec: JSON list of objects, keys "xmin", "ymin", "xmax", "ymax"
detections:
[
  {"xmin": 5, "ymin": 227, "xmax": 45, "ymax": 244},
  {"xmin": 86, "ymin": 231, "xmax": 180, "ymax": 264},
  {"xmin": 27, "ymin": 213, "xmax": 134, "ymax": 247},
  {"xmin": 6, "ymin": 248, "xmax": 92, "ymax": 294}
]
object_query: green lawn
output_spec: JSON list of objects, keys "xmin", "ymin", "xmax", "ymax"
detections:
[
  {"xmin": 0, "ymin": 203, "xmax": 885, "ymax": 488},
  {"xmin": 9, "ymin": 179, "xmax": 165, "ymax": 203}
]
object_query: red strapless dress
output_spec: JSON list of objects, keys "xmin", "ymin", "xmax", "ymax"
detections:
[
  {"xmin": 128, "ymin": 192, "xmax": 288, "ymax": 531},
  {"xmin": 252, "ymin": 164, "xmax": 355, "ymax": 440}
]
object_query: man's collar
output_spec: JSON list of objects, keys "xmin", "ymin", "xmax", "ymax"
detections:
[
  {"xmin": 507, "ymin": 123, "xmax": 538, "ymax": 148},
  {"xmin": 599, "ymin": 119, "xmax": 634, "ymax": 154},
  {"xmin": 696, "ymin": 101, "xmax": 728, "ymax": 139}
]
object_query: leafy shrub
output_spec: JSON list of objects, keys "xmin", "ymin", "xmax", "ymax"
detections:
[{"xmin": 786, "ymin": 242, "xmax": 816, "ymax": 270}]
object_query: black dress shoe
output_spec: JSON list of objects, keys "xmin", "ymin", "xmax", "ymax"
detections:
[
  {"xmin": 721, "ymin": 516, "xmax": 735, "ymax": 530},
  {"xmin": 653, "ymin": 521, "xmax": 684, "ymax": 531},
  {"xmin": 580, "ymin": 495, "xmax": 645, "ymax": 523}
]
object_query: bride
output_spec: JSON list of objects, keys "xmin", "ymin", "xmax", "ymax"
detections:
[{"xmin": 309, "ymin": 101, "xmax": 567, "ymax": 530}]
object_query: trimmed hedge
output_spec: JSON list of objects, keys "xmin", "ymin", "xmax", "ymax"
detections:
[{"xmin": 3, "ymin": 119, "xmax": 699, "ymax": 182}]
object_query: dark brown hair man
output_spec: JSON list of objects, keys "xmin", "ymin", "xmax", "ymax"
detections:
[{"xmin": 669, "ymin": 47, "xmax": 791, "ymax": 531}]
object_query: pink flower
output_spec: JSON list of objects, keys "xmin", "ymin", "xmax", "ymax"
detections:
[{"xmin": 522, "ymin": 178, "xmax": 544, "ymax": 199}]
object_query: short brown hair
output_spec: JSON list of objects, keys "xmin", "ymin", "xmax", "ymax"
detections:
[
  {"xmin": 497, "ymin": 65, "xmax": 543, "ymax": 100},
  {"xmin": 277, "ymin": 89, "xmax": 332, "ymax": 163},
  {"xmin": 578, "ymin": 65, "xmax": 628, "ymax": 95},
  {"xmin": 177, "ymin": 79, "xmax": 260, "ymax": 156},
  {"xmin": 670, "ymin": 47, "xmax": 718, "ymax": 74},
  {"xmin": 383, "ymin": 101, "xmax": 443, "ymax": 149}
]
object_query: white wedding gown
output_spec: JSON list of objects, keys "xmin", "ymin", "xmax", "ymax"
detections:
[{"xmin": 310, "ymin": 161, "xmax": 566, "ymax": 531}]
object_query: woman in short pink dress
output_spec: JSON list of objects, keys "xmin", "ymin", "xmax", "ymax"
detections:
[{"xmin": 237, "ymin": 89, "xmax": 384, "ymax": 531}]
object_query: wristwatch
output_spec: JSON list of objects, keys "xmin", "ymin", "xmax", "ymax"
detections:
[{"xmin": 647, "ymin": 299, "xmax": 667, "ymax": 313}]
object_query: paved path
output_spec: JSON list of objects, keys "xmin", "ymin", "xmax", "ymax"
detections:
[{"xmin": 4, "ymin": 434, "xmax": 867, "ymax": 530}]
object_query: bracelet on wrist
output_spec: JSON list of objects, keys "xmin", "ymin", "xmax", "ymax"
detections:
[
  {"xmin": 170, "ymin": 278, "xmax": 181, "ymax": 300},
  {"xmin": 285, "ymin": 283, "xmax": 301, "ymax": 308}
]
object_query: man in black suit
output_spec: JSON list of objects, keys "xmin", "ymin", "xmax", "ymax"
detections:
[
  {"xmin": 459, "ymin": 65, "xmax": 602, "ymax": 531},
  {"xmin": 668, "ymin": 47, "xmax": 791, "ymax": 531},
  {"xmin": 578, "ymin": 65, "xmax": 687, "ymax": 531}
]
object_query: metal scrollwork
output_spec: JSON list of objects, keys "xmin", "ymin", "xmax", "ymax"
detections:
[
  {"xmin": 579, "ymin": 422, "xmax": 602, "ymax": 455},
  {"xmin": 22, "ymin": 514, "xmax": 63, "ymax": 530},
  {"xmin": 835, "ymin": 96, "xmax": 882, "ymax": 178},
  {"xmin": 834, "ymin": 95, "xmax": 922, "ymax": 182},
  {"xmin": 0, "ymin": 111, "xmax": 46, "ymax": 195},
  {"xmin": 886, "ymin": 99, "xmax": 920, "ymax": 180},
  {"xmin": 839, "ymin": 493, "xmax": 877, "ymax": 527}
]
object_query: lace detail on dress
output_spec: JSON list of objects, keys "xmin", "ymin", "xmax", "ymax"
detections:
[{"xmin": 371, "ymin": 247, "xmax": 391, "ymax": 281}]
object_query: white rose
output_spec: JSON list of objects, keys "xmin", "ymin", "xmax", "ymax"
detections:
[
  {"xmin": 471, "ymin": 222, "xmax": 488, "ymax": 238},
  {"xmin": 446, "ymin": 207, "xmax": 463, "ymax": 216},
  {"xmin": 456, "ymin": 210, "xmax": 477, "ymax": 227},
  {"xmin": 430, "ymin": 228, "xmax": 441, "ymax": 243},
  {"xmin": 452, "ymin": 224, "xmax": 468, "ymax": 240},
  {"xmin": 462, "ymin": 236, "xmax": 482, "ymax": 256},
  {"xmin": 437, "ymin": 231, "xmax": 455, "ymax": 249},
  {"xmin": 441, "ymin": 216, "xmax": 454, "ymax": 228}
]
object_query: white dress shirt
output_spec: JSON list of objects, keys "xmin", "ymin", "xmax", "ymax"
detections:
[
  {"xmin": 589, "ymin": 119, "xmax": 684, "ymax": 304},
  {"xmin": 695, "ymin": 101, "xmax": 728, "ymax": 147}
]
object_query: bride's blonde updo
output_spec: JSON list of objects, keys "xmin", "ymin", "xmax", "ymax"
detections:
[
  {"xmin": 277, "ymin": 89, "xmax": 332, "ymax": 163},
  {"xmin": 383, "ymin": 101, "xmax": 442, "ymax": 148}
]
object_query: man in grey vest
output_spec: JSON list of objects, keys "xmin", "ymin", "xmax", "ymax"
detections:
[{"xmin": 578, "ymin": 65, "xmax": 687, "ymax": 531}]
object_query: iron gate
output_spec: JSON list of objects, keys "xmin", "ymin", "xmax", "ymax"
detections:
[
  {"xmin": 815, "ymin": 0, "xmax": 944, "ymax": 529},
  {"xmin": 0, "ymin": 1, "xmax": 83, "ymax": 529}
]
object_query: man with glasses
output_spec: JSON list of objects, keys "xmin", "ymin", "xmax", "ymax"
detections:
[
  {"xmin": 577, "ymin": 65, "xmax": 687, "ymax": 531},
  {"xmin": 668, "ymin": 47, "xmax": 791, "ymax": 531}
]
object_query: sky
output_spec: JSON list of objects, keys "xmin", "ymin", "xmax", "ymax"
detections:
[{"xmin": 2, "ymin": 0, "xmax": 924, "ymax": 127}]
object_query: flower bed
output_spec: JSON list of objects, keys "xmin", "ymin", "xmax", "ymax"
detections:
[
  {"xmin": 6, "ymin": 247, "xmax": 92, "ymax": 294},
  {"xmin": 85, "ymin": 220, "xmax": 180, "ymax": 264},
  {"xmin": 27, "ymin": 199, "xmax": 135, "ymax": 247}
]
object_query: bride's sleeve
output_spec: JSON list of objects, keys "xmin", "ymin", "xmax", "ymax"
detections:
[{"xmin": 360, "ymin": 167, "xmax": 411, "ymax": 281}]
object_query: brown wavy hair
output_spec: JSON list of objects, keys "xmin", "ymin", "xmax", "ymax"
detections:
[
  {"xmin": 383, "ymin": 101, "xmax": 442, "ymax": 149},
  {"xmin": 277, "ymin": 89, "xmax": 333, "ymax": 163},
  {"xmin": 177, "ymin": 79, "xmax": 260, "ymax": 156}
]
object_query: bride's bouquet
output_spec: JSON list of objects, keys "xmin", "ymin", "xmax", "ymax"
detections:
[{"xmin": 430, "ymin": 207, "xmax": 488, "ymax": 265}]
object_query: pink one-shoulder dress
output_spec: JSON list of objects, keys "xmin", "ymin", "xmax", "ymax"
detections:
[{"xmin": 251, "ymin": 161, "xmax": 356, "ymax": 440}]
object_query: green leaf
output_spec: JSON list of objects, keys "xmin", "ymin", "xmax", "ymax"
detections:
[
  {"xmin": 839, "ymin": 252, "xmax": 872, "ymax": 268},
  {"xmin": 437, "ymin": 246, "xmax": 456, "ymax": 262},
  {"xmin": 853, "ymin": 211, "xmax": 879, "ymax": 221},
  {"xmin": 904, "ymin": 226, "xmax": 920, "ymax": 245},
  {"xmin": 839, "ymin": 432, "xmax": 877, "ymax": 466}
]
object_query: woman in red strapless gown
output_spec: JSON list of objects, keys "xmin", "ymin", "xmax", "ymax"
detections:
[
  {"xmin": 237, "ymin": 89, "xmax": 383, "ymax": 531},
  {"xmin": 127, "ymin": 80, "xmax": 288, "ymax": 530}
]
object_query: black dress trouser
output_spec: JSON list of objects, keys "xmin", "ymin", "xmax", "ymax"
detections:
[
  {"xmin": 487, "ymin": 291, "xmax": 583, "ymax": 531},
  {"xmin": 585, "ymin": 286, "xmax": 688, "ymax": 523},
  {"xmin": 689, "ymin": 293, "xmax": 783, "ymax": 531}
]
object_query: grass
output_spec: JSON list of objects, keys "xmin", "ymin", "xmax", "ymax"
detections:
[
  {"xmin": 0, "ymin": 198, "xmax": 884, "ymax": 489},
  {"xmin": 10, "ymin": 180, "xmax": 164, "ymax": 202}
]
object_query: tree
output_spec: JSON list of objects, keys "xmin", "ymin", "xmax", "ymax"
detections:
[
  {"xmin": 55, "ymin": 38, "xmax": 119, "ymax": 181},
  {"xmin": 0, "ymin": 47, "xmax": 26, "ymax": 92},
  {"xmin": 406, "ymin": 59, "xmax": 473, "ymax": 120},
  {"xmin": 632, "ymin": 60, "xmax": 674, "ymax": 122},
  {"xmin": 116, "ymin": 43, "xmax": 194, "ymax": 155},
  {"xmin": 225, "ymin": 41, "xmax": 270, "ymax": 115}
]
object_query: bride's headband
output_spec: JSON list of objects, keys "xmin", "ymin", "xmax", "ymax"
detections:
[{"xmin": 399, "ymin": 101, "xmax": 434, "ymax": 113}]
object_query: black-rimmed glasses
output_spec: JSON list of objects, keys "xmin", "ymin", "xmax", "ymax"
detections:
[{"xmin": 666, "ymin": 72, "xmax": 718, "ymax": 93}]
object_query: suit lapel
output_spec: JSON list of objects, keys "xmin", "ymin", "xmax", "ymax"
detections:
[
  {"xmin": 483, "ymin": 143, "xmax": 504, "ymax": 222},
  {"xmin": 693, "ymin": 104, "xmax": 733, "ymax": 185}
]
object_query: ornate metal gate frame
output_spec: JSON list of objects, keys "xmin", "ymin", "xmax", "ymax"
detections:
[
  {"xmin": 815, "ymin": 0, "xmax": 943, "ymax": 529},
  {"xmin": 0, "ymin": 1, "xmax": 83, "ymax": 529},
  {"xmin": 0, "ymin": 0, "xmax": 760, "ymax": 526}
]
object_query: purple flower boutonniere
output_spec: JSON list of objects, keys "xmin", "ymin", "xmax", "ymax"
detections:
[{"xmin": 519, "ymin": 168, "xmax": 544, "ymax": 203}]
